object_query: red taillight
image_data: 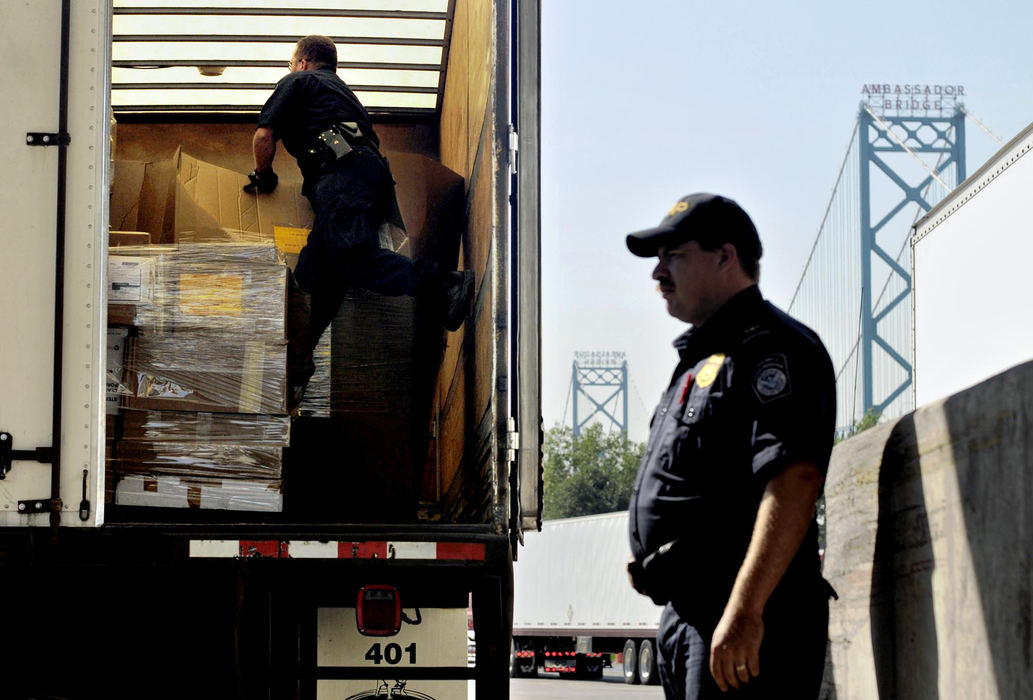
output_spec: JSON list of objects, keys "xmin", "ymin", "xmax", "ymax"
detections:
[{"xmin": 356, "ymin": 584, "xmax": 402, "ymax": 636}]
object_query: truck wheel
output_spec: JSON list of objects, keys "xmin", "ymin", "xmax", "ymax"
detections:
[
  {"xmin": 509, "ymin": 642, "xmax": 536, "ymax": 678},
  {"xmin": 622, "ymin": 639, "xmax": 640, "ymax": 684},
  {"xmin": 638, "ymin": 639, "xmax": 659, "ymax": 686},
  {"xmin": 509, "ymin": 642, "xmax": 520, "ymax": 678}
]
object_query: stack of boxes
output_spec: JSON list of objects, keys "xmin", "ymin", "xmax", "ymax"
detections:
[
  {"xmin": 104, "ymin": 144, "xmax": 465, "ymax": 514},
  {"xmin": 107, "ymin": 241, "xmax": 290, "ymax": 512}
]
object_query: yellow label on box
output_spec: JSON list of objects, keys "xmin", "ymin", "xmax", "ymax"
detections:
[
  {"xmin": 274, "ymin": 225, "xmax": 310, "ymax": 255},
  {"xmin": 179, "ymin": 272, "xmax": 244, "ymax": 316}
]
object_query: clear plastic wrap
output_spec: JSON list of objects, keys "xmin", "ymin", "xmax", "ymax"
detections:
[
  {"xmin": 108, "ymin": 242, "xmax": 286, "ymax": 336},
  {"xmin": 113, "ymin": 473, "xmax": 283, "ymax": 512},
  {"xmin": 106, "ymin": 328, "xmax": 131, "ymax": 415},
  {"xmin": 298, "ymin": 328, "xmax": 331, "ymax": 417},
  {"xmin": 120, "ymin": 409, "xmax": 290, "ymax": 447},
  {"xmin": 113, "ymin": 442, "xmax": 282, "ymax": 480},
  {"xmin": 124, "ymin": 334, "xmax": 287, "ymax": 415},
  {"xmin": 330, "ymin": 291, "xmax": 413, "ymax": 415}
]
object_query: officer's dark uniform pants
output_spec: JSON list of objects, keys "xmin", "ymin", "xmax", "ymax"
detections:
[
  {"xmin": 656, "ymin": 592, "xmax": 828, "ymax": 700},
  {"xmin": 288, "ymin": 148, "xmax": 436, "ymax": 385}
]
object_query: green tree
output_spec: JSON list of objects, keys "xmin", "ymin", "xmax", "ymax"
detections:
[{"xmin": 542, "ymin": 423, "xmax": 645, "ymax": 519}]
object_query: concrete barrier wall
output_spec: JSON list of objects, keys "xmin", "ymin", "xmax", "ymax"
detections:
[{"xmin": 822, "ymin": 360, "xmax": 1033, "ymax": 699}]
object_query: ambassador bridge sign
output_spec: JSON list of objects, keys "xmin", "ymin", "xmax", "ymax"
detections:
[{"xmin": 863, "ymin": 83, "xmax": 964, "ymax": 117}]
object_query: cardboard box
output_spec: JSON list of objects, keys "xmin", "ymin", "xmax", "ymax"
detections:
[
  {"xmin": 109, "ymin": 231, "xmax": 152, "ymax": 247},
  {"xmin": 124, "ymin": 335, "xmax": 287, "ymax": 415},
  {"xmin": 171, "ymin": 150, "xmax": 463, "ymax": 264},
  {"xmin": 297, "ymin": 328, "xmax": 331, "ymax": 418},
  {"xmin": 113, "ymin": 473, "xmax": 282, "ymax": 512},
  {"xmin": 143, "ymin": 261, "xmax": 286, "ymax": 337},
  {"xmin": 108, "ymin": 244, "xmax": 287, "ymax": 336},
  {"xmin": 110, "ymin": 158, "xmax": 177, "ymax": 243},
  {"xmin": 121, "ymin": 409, "xmax": 290, "ymax": 447},
  {"xmin": 175, "ymin": 150, "xmax": 314, "ymax": 246},
  {"xmin": 107, "ymin": 255, "xmax": 156, "ymax": 304},
  {"xmin": 113, "ymin": 442, "xmax": 283, "ymax": 481},
  {"xmin": 106, "ymin": 328, "xmax": 130, "ymax": 415}
]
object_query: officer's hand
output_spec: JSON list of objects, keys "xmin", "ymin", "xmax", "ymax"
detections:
[
  {"xmin": 243, "ymin": 168, "xmax": 278, "ymax": 194},
  {"xmin": 627, "ymin": 557, "xmax": 648, "ymax": 596},
  {"xmin": 709, "ymin": 604, "xmax": 763, "ymax": 692}
]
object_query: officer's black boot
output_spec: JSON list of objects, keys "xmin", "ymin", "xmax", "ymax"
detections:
[{"xmin": 286, "ymin": 280, "xmax": 316, "ymax": 412}]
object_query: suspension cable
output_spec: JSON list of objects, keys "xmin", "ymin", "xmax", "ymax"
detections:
[
  {"xmin": 788, "ymin": 120, "xmax": 859, "ymax": 312},
  {"xmin": 838, "ymin": 124, "xmax": 956, "ymax": 401},
  {"xmin": 960, "ymin": 105, "xmax": 1003, "ymax": 145}
]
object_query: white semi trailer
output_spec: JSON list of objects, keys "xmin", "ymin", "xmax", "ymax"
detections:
[
  {"xmin": 912, "ymin": 119, "xmax": 1033, "ymax": 405},
  {"xmin": 511, "ymin": 511, "xmax": 664, "ymax": 685}
]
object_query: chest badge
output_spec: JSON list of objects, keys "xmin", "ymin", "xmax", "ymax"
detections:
[{"xmin": 695, "ymin": 353, "xmax": 725, "ymax": 389}]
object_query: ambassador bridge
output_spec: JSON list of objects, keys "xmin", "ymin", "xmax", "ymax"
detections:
[
  {"xmin": 787, "ymin": 85, "xmax": 1005, "ymax": 432},
  {"xmin": 570, "ymin": 85, "xmax": 1006, "ymax": 436}
]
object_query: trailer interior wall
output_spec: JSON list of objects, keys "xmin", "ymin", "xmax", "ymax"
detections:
[
  {"xmin": 107, "ymin": 2, "xmax": 507, "ymax": 526},
  {"xmin": 114, "ymin": 123, "xmax": 439, "ymax": 178},
  {"xmin": 912, "ymin": 121, "xmax": 1033, "ymax": 407},
  {"xmin": 437, "ymin": 0, "xmax": 504, "ymax": 524}
]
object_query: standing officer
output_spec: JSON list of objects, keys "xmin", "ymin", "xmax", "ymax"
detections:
[
  {"xmin": 247, "ymin": 35, "xmax": 474, "ymax": 405},
  {"xmin": 625, "ymin": 193, "xmax": 836, "ymax": 698}
]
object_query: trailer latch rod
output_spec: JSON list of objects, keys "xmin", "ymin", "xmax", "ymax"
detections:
[{"xmin": 0, "ymin": 432, "xmax": 55, "ymax": 480}]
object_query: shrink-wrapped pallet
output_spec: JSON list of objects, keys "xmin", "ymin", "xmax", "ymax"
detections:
[
  {"xmin": 108, "ymin": 242, "xmax": 286, "ymax": 336},
  {"xmin": 113, "ymin": 474, "xmax": 283, "ymax": 512},
  {"xmin": 123, "ymin": 334, "xmax": 287, "ymax": 415}
]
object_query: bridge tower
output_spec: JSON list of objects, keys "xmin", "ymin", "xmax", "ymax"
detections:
[
  {"xmin": 571, "ymin": 351, "xmax": 628, "ymax": 436},
  {"xmin": 858, "ymin": 94, "xmax": 966, "ymax": 417}
]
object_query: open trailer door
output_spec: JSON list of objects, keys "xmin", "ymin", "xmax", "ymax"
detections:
[{"xmin": 0, "ymin": 0, "xmax": 109, "ymax": 529}]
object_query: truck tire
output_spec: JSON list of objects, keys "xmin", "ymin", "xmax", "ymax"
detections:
[
  {"xmin": 509, "ymin": 642, "xmax": 519, "ymax": 678},
  {"xmin": 622, "ymin": 639, "xmax": 640, "ymax": 684},
  {"xmin": 638, "ymin": 639, "xmax": 659, "ymax": 686}
]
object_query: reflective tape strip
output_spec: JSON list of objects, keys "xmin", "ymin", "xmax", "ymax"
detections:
[
  {"xmin": 189, "ymin": 539, "xmax": 487, "ymax": 561},
  {"xmin": 289, "ymin": 541, "xmax": 338, "ymax": 559},
  {"xmin": 189, "ymin": 539, "xmax": 239, "ymax": 558},
  {"xmin": 339, "ymin": 541, "xmax": 389, "ymax": 559},
  {"xmin": 391, "ymin": 541, "xmax": 436, "ymax": 559},
  {"xmin": 437, "ymin": 542, "xmax": 486, "ymax": 560}
]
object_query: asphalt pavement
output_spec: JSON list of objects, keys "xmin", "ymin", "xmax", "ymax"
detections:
[{"xmin": 509, "ymin": 668, "xmax": 665, "ymax": 699}]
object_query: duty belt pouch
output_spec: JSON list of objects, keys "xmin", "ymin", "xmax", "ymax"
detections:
[
  {"xmin": 640, "ymin": 539, "xmax": 687, "ymax": 605},
  {"xmin": 310, "ymin": 121, "xmax": 368, "ymax": 167}
]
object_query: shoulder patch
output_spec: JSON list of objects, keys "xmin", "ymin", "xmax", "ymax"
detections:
[
  {"xmin": 753, "ymin": 354, "xmax": 792, "ymax": 403},
  {"xmin": 695, "ymin": 353, "xmax": 725, "ymax": 389}
]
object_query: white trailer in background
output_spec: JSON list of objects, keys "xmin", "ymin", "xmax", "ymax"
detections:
[
  {"xmin": 912, "ymin": 120, "xmax": 1033, "ymax": 405},
  {"xmin": 511, "ymin": 511, "xmax": 664, "ymax": 684}
]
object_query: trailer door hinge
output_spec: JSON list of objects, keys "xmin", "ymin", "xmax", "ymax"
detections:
[
  {"xmin": 506, "ymin": 417, "xmax": 520, "ymax": 463},
  {"xmin": 0, "ymin": 432, "xmax": 55, "ymax": 480},
  {"xmin": 26, "ymin": 132, "xmax": 71, "ymax": 147},
  {"xmin": 508, "ymin": 125, "xmax": 519, "ymax": 175},
  {"xmin": 17, "ymin": 498, "xmax": 63, "ymax": 515}
]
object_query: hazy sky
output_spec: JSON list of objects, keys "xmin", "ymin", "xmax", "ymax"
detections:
[{"xmin": 540, "ymin": 0, "xmax": 1033, "ymax": 442}]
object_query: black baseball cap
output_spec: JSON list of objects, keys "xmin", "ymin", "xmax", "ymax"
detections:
[{"xmin": 626, "ymin": 193, "xmax": 762, "ymax": 261}]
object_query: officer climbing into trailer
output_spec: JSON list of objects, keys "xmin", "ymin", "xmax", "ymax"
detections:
[{"xmin": 246, "ymin": 35, "xmax": 475, "ymax": 408}]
